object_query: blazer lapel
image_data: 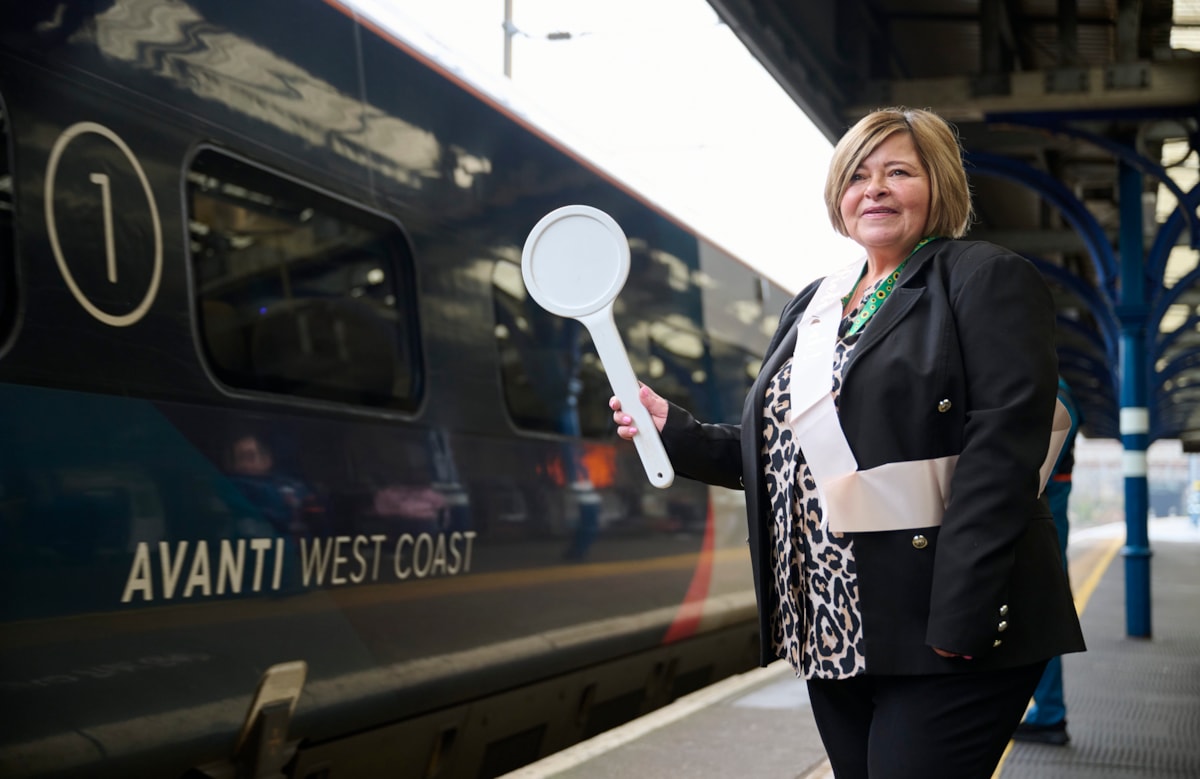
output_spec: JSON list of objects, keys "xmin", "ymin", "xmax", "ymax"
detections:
[
  {"xmin": 844, "ymin": 240, "xmax": 941, "ymax": 373},
  {"xmin": 847, "ymin": 286, "xmax": 923, "ymax": 366}
]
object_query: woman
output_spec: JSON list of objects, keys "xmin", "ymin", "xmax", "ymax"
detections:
[{"xmin": 611, "ymin": 107, "xmax": 1085, "ymax": 778}]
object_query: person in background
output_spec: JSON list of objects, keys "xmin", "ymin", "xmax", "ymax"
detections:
[
  {"xmin": 610, "ymin": 107, "xmax": 1085, "ymax": 778},
  {"xmin": 1014, "ymin": 376, "xmax": 1081, "ymax": 746},
  {"xmin": 227, "ymin": 433, "xmax": 322, "ymax": 538}
]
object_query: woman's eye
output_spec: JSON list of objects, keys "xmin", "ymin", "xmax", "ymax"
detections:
[{"xmin": 889, "ymin": 168, "xmax": 909, "ymax": 176}]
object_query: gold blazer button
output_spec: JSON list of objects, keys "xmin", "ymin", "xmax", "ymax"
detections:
[
  {"xmin": 937, "ymin": 399, "xmax": 952, "ymax": 413},
  {"xmin": 997, "ymin": 620, "xmax": 1009, "ymax": 632},
  {"xmin": 993, "ymin": 639, "xmax": 1003, "ymax": 648},
  {"xmin": 911, "ymin": 534, "xmax": 928, "ymax": 549},
  {"xmin": 999, "ymin": 604, "xmax": 1009, "ymax": 616}
]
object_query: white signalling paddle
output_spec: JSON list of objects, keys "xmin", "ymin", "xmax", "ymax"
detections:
[{"xmin": 521, "ymin": 205, "xmax": 674, "ymax": 489}]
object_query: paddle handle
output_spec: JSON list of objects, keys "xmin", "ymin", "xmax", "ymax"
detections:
[{"xmin": 581, "ymin": 308, "xmax": 674, "ymax": 489}]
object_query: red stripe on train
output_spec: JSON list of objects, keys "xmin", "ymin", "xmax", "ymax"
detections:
[{"xmin": 661, "ymin": 500, "xmax": 715, "ymax": 644}]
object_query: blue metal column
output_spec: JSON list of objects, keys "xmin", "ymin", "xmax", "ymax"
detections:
[{"xmin": 1116, "ymin": 158, "xmax": 1152, "ymax": 637}]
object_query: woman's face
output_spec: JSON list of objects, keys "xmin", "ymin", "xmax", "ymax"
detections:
[{"xmin": 839, "ymin": 132, "xmax": 931, "ymax": 258}]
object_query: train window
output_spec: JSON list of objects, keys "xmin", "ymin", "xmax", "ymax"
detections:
[
  {"xmin": 187, "ymin": 150, "xmax": 421, "ymax": 410},
  {"xmin": 0, "ymin": 97, "xmax": 14, "ymax": 344},
  {"xmin": 492, "ymin": 217, "xmax": 768, "ymax": 435},
  {"xmin": 493, "ymin": 257, "xmax": 613, "ymax": 437},
  {"xmin": 641, "ymin": 319, "xmax": 717, "ymax": 421}
]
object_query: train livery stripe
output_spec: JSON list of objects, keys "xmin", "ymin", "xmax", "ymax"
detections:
[{"xmin": 660, "ymin": 500, "xmax": 717, "ymax": 644}]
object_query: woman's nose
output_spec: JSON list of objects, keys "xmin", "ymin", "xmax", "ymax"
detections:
[{"xmin": 866, "ymin": 175, "xmax": 888, "ymax": 197}]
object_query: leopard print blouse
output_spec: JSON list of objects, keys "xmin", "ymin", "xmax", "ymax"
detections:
[{"xmin": 762, "ymin": 282, "xmax": 878, "ymax": 679}]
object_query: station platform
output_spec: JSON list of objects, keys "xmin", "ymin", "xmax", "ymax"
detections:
[{"xmin": 500, "ymin": 519, "xmax": 1200, "ymax": 779}]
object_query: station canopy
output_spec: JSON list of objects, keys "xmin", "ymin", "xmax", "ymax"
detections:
[{"xmin": 707, "ymin": 0, "xmax": 1200, "ymax": 445}]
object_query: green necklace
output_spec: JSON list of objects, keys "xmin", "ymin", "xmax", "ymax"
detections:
[{"xmin": 841, "ymin": 236, "xmax": 940, "ymax": 336}]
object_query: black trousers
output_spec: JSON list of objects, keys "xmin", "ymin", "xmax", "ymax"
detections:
[{"xmin": 806, "ymin": 661, "xmax": 1047, "ymax": 779}]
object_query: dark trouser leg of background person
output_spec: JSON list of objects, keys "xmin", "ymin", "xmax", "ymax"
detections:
[
  {"xmin": 808, "ymin": 662, "xmax": 1046, "ymax": 779},
  {"xmin": 1014, "ymin": 478, "xmax": 1072, "ymax": 745},
  {"xmin": 563, "ymin": 481, "xmax": 601, "ymax": 561}
]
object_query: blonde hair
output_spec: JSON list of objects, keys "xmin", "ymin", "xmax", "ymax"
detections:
[{"xmin": 824, "ymin": 107, "xmax": 973, "ymax": 239}]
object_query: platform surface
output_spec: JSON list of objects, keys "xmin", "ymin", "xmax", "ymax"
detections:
[{"xmin": 502, "ymin": 518, "xmax": 1200, "ymax": 779}]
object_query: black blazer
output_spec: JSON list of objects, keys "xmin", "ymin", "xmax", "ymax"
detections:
[{"xmin": 661, "ymin": 239, "xmax": 1086, "ymax": 674}]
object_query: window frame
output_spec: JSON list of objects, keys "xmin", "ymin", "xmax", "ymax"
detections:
[
  {"xmin": 185, "ymin": 144, "xmax": 424, "ymax": 414},
  {"xmin": 0, "ymin": 91, "xmax": 18, "ymax": 355}
]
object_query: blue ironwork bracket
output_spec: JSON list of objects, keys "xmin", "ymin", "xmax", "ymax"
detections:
[
  {"xmin": 985, "ymin": 113, "xmax": 1200, "ymax": 251},
  {"xmin": 966, "ymin": 152, "xmax": 1118, "ymax": 298},
  {"xmin": 1153, "ymin": 312, "xmax": 1200, "ymax": 357},
  {"xmin": 1147, "ymin": 185, "xmax": 1200, "ymax": 284},
  {"xmin": 1147, "ymin": 263, "xmax": 1200, "ymax": 341},
  {"xmin": 1028, "ymin": 256, "xmax": 1119, "ymax": 361}
]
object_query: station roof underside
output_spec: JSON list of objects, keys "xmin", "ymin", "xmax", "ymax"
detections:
[{"xmin": 708, "ymin": 0, "xmax": 1200, "ymax": 445}]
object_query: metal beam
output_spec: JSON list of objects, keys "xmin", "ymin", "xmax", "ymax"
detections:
[
  {"xmin": 1116, "ymin": 0, "xmax": 1142, "ymax": 63},
  {"xmin": 1058, "ymin": 0, "xmax": 1079, "ymax": 67},
  {"xmin": 968, "ymin": 227, "xmax": 1092, "ymax": 254},
  {"xmin": 847, "ymin": 61, "xmax": 1200, "ymax": 121}
]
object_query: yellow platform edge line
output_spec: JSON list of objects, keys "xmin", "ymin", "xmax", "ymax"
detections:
[{"xmin": 993, "ymin": 532, "xmax": 1124, "ymax": 777}]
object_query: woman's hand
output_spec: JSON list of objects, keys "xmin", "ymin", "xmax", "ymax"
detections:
[
  {"xmin": 932, "ymin": 647, "xmax": 973, "ymax": 660},
  {"xmin": 610, "ymin": 384, "xmax": 668, "ymax": 440}
]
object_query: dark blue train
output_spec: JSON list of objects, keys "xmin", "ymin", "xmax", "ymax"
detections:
[{"xmin": 0, "ymin": 2, "xmax": 790, "ymax": 776}]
